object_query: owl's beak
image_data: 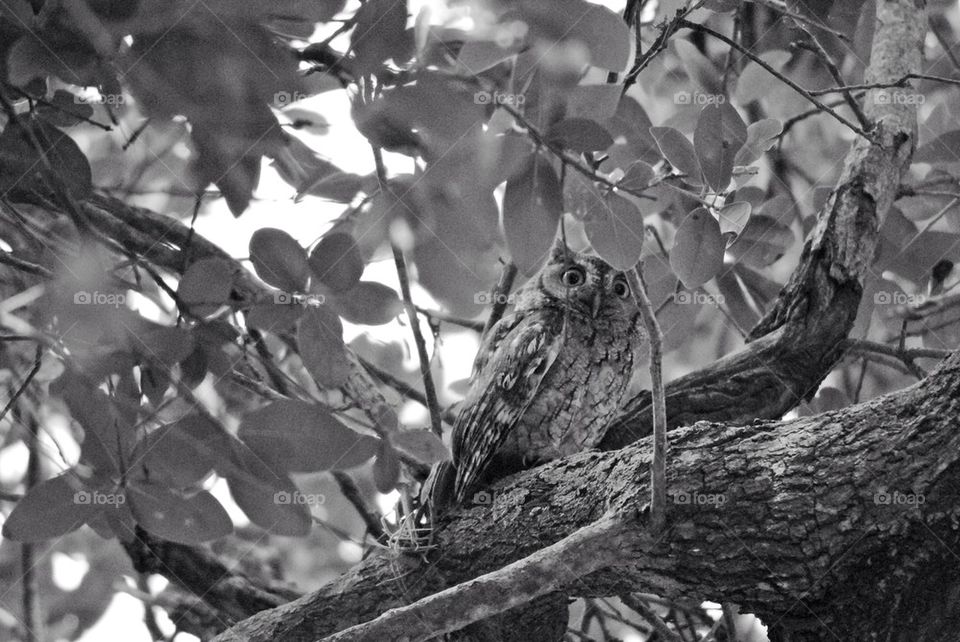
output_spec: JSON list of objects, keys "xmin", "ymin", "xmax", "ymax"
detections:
[{"xmin": 590, "ymin": 291, "xmax": 603, "ymax": 318}]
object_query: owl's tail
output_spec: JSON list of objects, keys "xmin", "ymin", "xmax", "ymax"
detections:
[{"xmin": 419, "ymin": 460, "xmax": 458, "ymax": 519}]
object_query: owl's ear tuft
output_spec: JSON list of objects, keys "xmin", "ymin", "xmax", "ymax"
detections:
[{"xmin": 550, "ymin": 237, "xmax": 571, "ymax": 263}]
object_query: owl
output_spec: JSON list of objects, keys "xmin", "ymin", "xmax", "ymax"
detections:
[{"xmin": 425, "ymin": 243, "xmax": 648, "ymax": 512}]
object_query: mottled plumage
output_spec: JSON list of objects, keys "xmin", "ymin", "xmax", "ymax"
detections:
[{"xmin": 426, "ymin": 244, "xmax": 648, "ymax": 511}]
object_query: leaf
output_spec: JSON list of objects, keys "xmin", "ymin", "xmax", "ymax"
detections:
[
  {"xmin": 333, "ymin": 282, "xmax": 403, "ymax": 326},
  {"xmin": 546, "ymin": 118, "xmax": 614, "ymax": 152},
  {"xmin": 673, "ymin": 39, "xmax": 722, "ymax": 95},
  {"xmin": 606, "ymin": 97, "xmax": 660, "ymax": 164},
  {"xmin": 457, "ymin": 40, "xmax": 520, "ymax": 73},
  {"xmin": 913, "ymin": 130, "xmax": 960, "ymax": 165},
  {"xmin": 132, "ymin": 416, "xmax": 229, "ymax": 488},
  {"xmin": 716, "ymin": 269, "xmax": 761, "ymax": 330},
  {"xmin": 1, "ymin": 474, "xmax": 97, "ymax": 542},
  {"xmin": 249, "ymin": 228, "xmax": 310, "ymax": 292},
  {"xmin": 225, "ymin": 449, "xmax": 311, "ymax": 536},
  {"xmin": 297, "ymin": 306, "xmax": 351, "ymax": 388},
  {"xmin": 178, "ymin": 258, "xmax": 235, "ymax": 317},
  {"xmin": 0, "ymin": 118, "xmax": 93, "ymax": 200},
  {"xmin": 128, "ymin": 484, "xmax": 232, "ymax": 545},
  {"xmin": 670, "ymin": 207, "xmax": 725, "ymax": 288},
  {"xmin": 517, "ymin": 0, "xmax": 631, "ymax": 71},
  {"xmin": 717, "ymin": 201, "xmax": 752, "ymax": 238},
  {"xmin": 136, "ymin": 325, "xmax": 196, "ymax": 368},
  {"xmin": 308, "ymin": 233, "xmax": 365, "ymax": 293},
  {"xmin": 239, "ymin": 399, "xmax": 380, "ymax": 472},
  {"xmin": 727, "ymin": 215, "xmax": 795, "ymax": 267},
  {"xmin": 694, "ymin": 103, "xmax": 747, "ymax": 192},
  {"xmin": 565, "ymin": 84, "xmax": 623, "ymax": 121},
  {"xmin": 36, "ymin": 90, "xmax": 95, "ymax": 127},
  {"xmin": 618, "ymin": 161, "xmax": 655, "ymax": 191},
  {"xmin": 350, "ymin": 0, "xmax": 412, "ymax": 75},
  {"xmin": 51, "ymin": 371, "xmax": 129, "ymax": 476},
  {"xmin": 373, "ymin": 443, "xmax": 401, "ymax": 493},
  {"xmin": 389, "ymin": 430, "xmax": 451, "ymax": 465},
  {"xmin": 503, "ymin": 153, "xmax": 563, "ymax": 275},
  {"xmin": 650, "ymin": 127, "xmax": 702, "ymax": 184},
  {"xmin": 245, "ymin": 301, "xmax": 305, "ymax": 333},
  {"xmin": 735, "ymin": 50, "xmax": 792, "ymax": 106},
  {"xmin": 734, "ymin": 118, "xmax": 783, "ymax": 166},
  {"xmin": 585, "ymin": 193, "xmax": 646, "ymax": 270}
]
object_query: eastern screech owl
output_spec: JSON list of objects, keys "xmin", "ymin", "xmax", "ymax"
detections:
[{"xmin": 426, "ymin": 243, "xmax": 649, "ymax": 511}]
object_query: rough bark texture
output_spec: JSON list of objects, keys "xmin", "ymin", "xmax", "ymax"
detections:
[{"xmin": 212, "ymin": 350, "xmax": 960, "ymax": 642}]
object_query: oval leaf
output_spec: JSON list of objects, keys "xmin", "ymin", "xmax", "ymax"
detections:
[
  {"xmin": 734, "ymin": 118, "xmax": 783, "ymax": 166},
  {"xmin": 717, "ymin": 201, "xmax": 752, "ymax": 238},
  {"xmin": 178, "ymin": 258, "xmax": 235, "ymax": 317},
  {"xmin": 128, "ymin": 484, "xmax": 232, "ymax": 544},
  {"xmin": 308, "ymin": 232, "xmax": 365, "ymax": 293},
  {"xmin": 298, "ymin": 306, "xmax": 350, "ymax": 387},
  {"xmin": 333, "ymin": 281, "xmax": 403, "ymax": 326},
  {"xmin": 618, "ymin": 161, "xmax": 655, "ymax": 191},
  {"xmin": 1, "ymin": 473, "xmax": 97, "ymax": 542},
  {"xmin": 249, "ymin": 228, "xmax": 310, "ymax": 292},
  {"xmin": 225, "ymin": 450, "xmax": 311, "ymax": 537},
  {"xmin": 503, "ymin": 153, "xmax": 563, "ymax": 275},
  {"xmin": 914, "ymin": 130, "xmax": 960, "ymax": 165},
  {"xmin": 728, "ymin": 215, "xmax": 795, "ymax": 267},
  {"xmin": 238, "ymin": 399, "xmax": 380, "ymax": 472},
  {"xmin": 670, "ymin": 207, "xmax": 725, "ymax": 288},
  {"xmin": 650, "ymin": 126, "xmax": 702, "ymax": 184},
  {"xmin": 373, "ymin": 443, "xmax": 401, "ymax": 493},
  {"xmin": 389, "ymin": 430, "xmax": 451, "ymax": 465},
  {"xmin": 546, "ymin": 118, "xmax": 614, "ymax": 152},
  {"xmin": 585, "ymin": 193, "xmax": 646, "ymax": 270}
]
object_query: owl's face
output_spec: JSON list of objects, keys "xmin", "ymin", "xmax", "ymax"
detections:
[{"xmin": 518, "ymin": 247, "xmax": 640, "ymax": 325}]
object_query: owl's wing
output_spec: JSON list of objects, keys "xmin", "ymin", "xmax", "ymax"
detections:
[{"xmin": 451, "ymin": 316, "xmax": 563, "ymax": 504}]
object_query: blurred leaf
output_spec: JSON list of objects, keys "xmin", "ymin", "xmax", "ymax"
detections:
[
  {"xmin": 457, "ymin": 40, "xmax": 520, "ymax": 73},
  {"xmin": 735, "ymin": 50, "xmax": 792, "ymax": 106},
  {"xmin": 36, "ymin": 89, "xmax": 95, "ymax": 127},
  {"xmin": 716, "ymin": 269, "xmax": 762, "ymax": 330},
  {"xmin": 503, "ymin": 153, "xmax": 563, "ymax": 275},
  {"xmin": 249, "ymin": 228, "xmax": 310, "ymax": 292},
  {"xmin": 734, "ymin": 118, "xmax": 783, "ymax": 166},
  {"xmin": 246, "ymin": 301, "xmax": 305, "ymax": 333},
  {"xmin": 605, "ymin": 97, "xmax": 660, "ymax": 165},
  {"xmin": 373, "ymin": 442, "xmax": 401, "ymax": 492},
  {"xmin": 913, "ymin": 130, "xmax": 960, "ymax": 165},
  {"xmin": 896, "ymin": 192, "xmax": 960, "ymax": 222},
  {"xmin": 178, "ymin": 258, "xmax": 235, "ymax": 317},
  {"xmin": 298, "ymin": 306, "xmax": 350, "ymax": 387},
  {"xmin": 389, "ymin": 430, "xmax": 451, "ymax": 465},
  {"xmin": 225, "ymin": 449, "xmax": 311, "ymax": 536},
  {"xmin": 309, "ymin": 232, "xmax": 365, "ymax": 293},
  {"xmin": 670, "ymin": 207, "xmax": 725, "ymax": 288},
  {"xmin": 135, "ymin": 324, "xmax": 195, "ymax": 368},
  {"xmin": 650, "ymin": 126, "xmax": 702, "ymax": 184},
  {"xmin": 239, "ymin": 399, "xmax": 380, "ymax": 472},
  {"xmin": 0, "ymin": 118, "xmax": 93, "ymax": 199},
  {"xmin": 585, "ymin": 193, "xmax": 645, "ymax": 270},
  {"xmin": 517, "ymin": 0, "xmax": 631, "ymax": 71},
  {"xmin": 673, "ymin": 39, "xmax": 722, "ymax": 95},
  {"xmin": 179, "ymin": 346, "xmax": 208, "ymax": 389},
  {"xmin": 51, "ymin": 371, "xmax": 129, "ymax": 476},
  {"xmin": 351, "ymin": 0, "xmax": 412, "ymax": 75},
  {"xmin": 565, "ymin": 84, "xmax": 622, "ymax": 121},
  {"xmin": 618, "ymin": 161, "xmax": 655, "ymax": 191},
  {"xmin": 717, "ymin": 201, "xmax": 752, "ymax": 238},
  {"xmin": 132, "ymin": 415, "xmax": 230, "ymax": 488},
  {"xmin": 1, "ymin": 473, "xmax": 96, "ymax": 542},
  {"xmin": 546, "ymin": 118, "xmax": 613, "ymax": 152},
  {"xmin": 333, "ymin": 282, "xmax": 403, "ymax": 326},
  {"xmin": 128, "ymin": 484, "xmax": 232, "ymax": 544},
  {"xmin": 728, "ymin": 215, "xmax": 795, "ymax": 267}
]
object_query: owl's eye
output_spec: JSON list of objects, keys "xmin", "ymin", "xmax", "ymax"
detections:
[
  {"xmin": 612, "ymin": 278, "xmax": 630, "ymax": 299},
  {"xmin": 561, "ymin": 266, "xmax": 586, "ymax": 287}
]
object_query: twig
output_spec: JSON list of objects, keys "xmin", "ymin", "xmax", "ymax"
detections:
[
  {"xmin": 3, "ymin": 82, "xmax": 113, "ymax": 131},
  {"xmin": 370, "ymin": 146, "xmax": 444, "ymax": 439},
  {"xmin": 618, "ymin": 594, "xmax": 683, "ymax": 642},
  {"xmin": 415, "ymin": 307, "xmax": 484, "ymax": 332},
  {"xmin": 0, "ymin": 251, "xmax": 52, "ymax": 278},
  {"xmin": 320, "ymin": 516, "xmax": 628, "ymax": 642},
  {"xmin": 755, "ymin": 0, "xmax": 851, "ymax": 42},
  {"xmin": 331, "ymin": 471, "xmax": 386, "ymax": 543},
  {"xmin": 794, "ymin": 27, "xmax": 871, "ymax": 128},
  {"xmin": 678, "ymin": 19, "xmax": 873, "ymax": 140},
  {"xmin": 627, "ymin": 267, "xmax": 667, "ymax": 535},
  {"xmin": 358, "ymin": 357, "xmax": 458, "ymax": 426},
  {"xmin": 0, "ymin": 345, "xmax": 43, "ymax": 426},
  {"xmin": 481, "ymin": 262, "xmax": 518, "ymax": 337}
]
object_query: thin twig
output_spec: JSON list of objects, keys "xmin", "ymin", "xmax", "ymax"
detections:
[
  {"xmin": 370, "ymin": 146, "xmax": 444, "ymax": 439},
  {"xmin": 627, "ymin": 266, "xmax": 667, "ymax": 535},
  {"xmin": 619, "ymin": 594, "xmax": 683, "ymax": 642},
  {"xmin": 358, "ymin": 356, "xmax": 457, "ymax": 426},
  {"xmin": 331, "ymin": 470, "xmax": 387, "ymax": 543},
  {"xmin": 481, "ymin": 262, "xmax": 518, "ymax": 337},
  {"xmin": 415, "ymin": 307, "xmax": 484, "ymax": 333},
  {"xmin": 678, "ymin": 19, "xmax": 873, "ymax": 140},
  {"xmin": 794, "ymin": 28, "xmax": 871, "ymax": 128}
]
